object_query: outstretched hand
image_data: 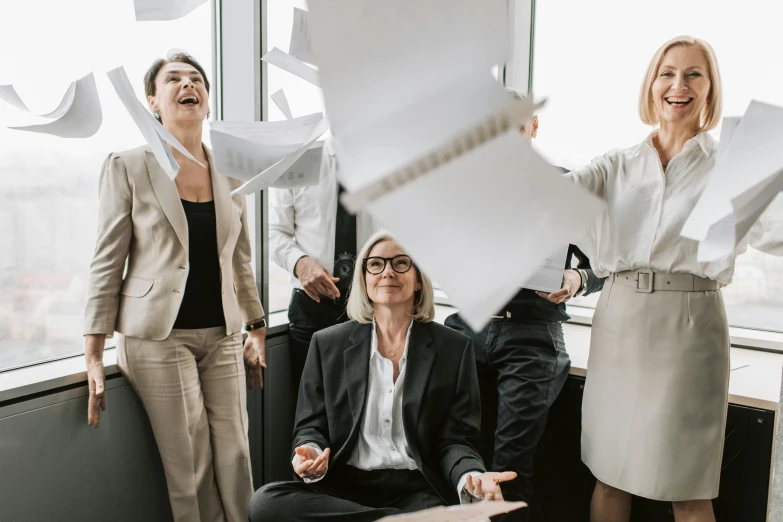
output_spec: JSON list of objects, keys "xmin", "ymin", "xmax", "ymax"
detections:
[{"xmin": 465, "ymin": 471, "xmax": 518, "ymax": 501}]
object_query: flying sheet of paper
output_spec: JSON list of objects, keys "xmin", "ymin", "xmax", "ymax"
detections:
[
  {"xmin": 377, "ymin": 501, "xmax": 526, "ymax": 522},
  {"xmin": 685, "ymin": 102, "xmax": 783, "ymax": 260},
  {"xmin": 210, "ymin": 114, "xmax": 325, "ymax": 181},
  {"xmin": 262, "ymin": 47, "xmax": 320, "ymax": 88},
  {"xmin": 1, "ymin": 73, "xmax": 102, "ymax": 138},
  {"xmin": 231, "ymin": 117, "xmax": 330, "ymax": 195},
  {"xmin": 367, "ymin": 131, "xmax": 604, "ymax": 331},
  {"xmin": 308, "ymin": 0, "xmax": 508, "ymax": 136},
  {"xmin": 289, "ymin": 7, "xmax": 316, "ymax": 65},
  {"xmin": 521, "ymin": 244, "xmax": 569, "ymax": 293},
  {"xmin": 681, "ymin": 117, "xmax": 742, "ymax": 242},
  {"xmin": 271, "ymin": 145, "xmax": 323, "ymax": 189},
  {"xmin": 271, "ymin": 89, "xmax": 294, "ymax": 120},
  {"xmin": 134, "ymin": 0, "xmax": 207, "ymax": 21},
  {"xmin": 107, "ymin": 67, "xmax": 203, "ymax": 180}
]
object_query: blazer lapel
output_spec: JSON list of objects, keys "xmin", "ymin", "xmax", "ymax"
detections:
[
  {"xmin": 402, "ymin": 321, "xmax": 435, "ymax": 462},
  {"xmin": 206, "ymin": 147, "xmax": 232, "ymax": 257},
  {"xmin": 343, "ymin": 324, "xmax": 372, "ymax": 436},
  {"xmin": 145, "ymin": 149, "xmax": 188, "ymax": 251}
]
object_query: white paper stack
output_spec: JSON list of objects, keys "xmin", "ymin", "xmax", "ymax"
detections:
[
  {"xmin": 683, "ymin": 101, "xmax": 783, "ymax": 261},
  {"xmin": 208, "ymin": 114, "xmax": 329, "ymax": 195},
  {"xmin": 307, "ymin": 0, "xmax": 604, "ymax": 330}
]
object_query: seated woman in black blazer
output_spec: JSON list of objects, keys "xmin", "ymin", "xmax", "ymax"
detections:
[{"xmin": 249, "ymin": 230, "xmax": 517, "ymax": 521}]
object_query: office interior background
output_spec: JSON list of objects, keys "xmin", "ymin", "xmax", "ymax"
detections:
[{"xmin": 0, "ymin": 1, "xmax": 782, "ymax": 521}]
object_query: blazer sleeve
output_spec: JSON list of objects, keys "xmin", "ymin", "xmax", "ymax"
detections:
[
  {"xmin": 83, "ymin": 153, "xmax": 133, "ymax": 336},
  {"xmin": 292, "ymin": 333, "xmax": 330, "ymax": 458},
  {"xmin": 231, "ymin": 195, "xmax": 265, "ymax": 322},
  {"xmin": 435, "ymin": 337, "xmax": 486, "ymax": 489}
]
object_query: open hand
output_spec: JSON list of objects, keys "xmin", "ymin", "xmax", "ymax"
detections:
[
  {"xmin": 293, "ymin": 446, "xmax": 330, "ymax": 481},
  {"xmin": 465, "ymin": 471, "xmax": 518, "ymax": 501},
  {"xmin": 536, "ymin": 269, "xmax": 581, "ymax": 304}
]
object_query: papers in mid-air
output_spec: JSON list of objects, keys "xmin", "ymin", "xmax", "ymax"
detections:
[
  {"xmin": 377, "ymin": 500, "xmax": 527, "ymax": 522},
  {"xmin": 307, "ymin": 0, "xmax": 604, "ymax": 330},
  {"xmin": 683, "ymin": 102, "xmax": 783, "ymax": 261},
  {"xmin": 229, "ymin": 117, "xmax": 329, "ymax": 195},
  {"xmin": 134, "ymin": 0, "xmax": 207, "ymax": 21},
  {"xmin": 271, "ymin": 89, "xmax": 294, "ymax": 120},
  {"xmin": 0, "ymin": 73, "xmax": 102, "ymax": 138},
  {"xmin": 107, "ymin": 67, "xmax": 204, "ymax": 180},
  {"xmin": 289, "ymin": 7, "xmax": 315, "ymax": 66},
  {"xmin": 522, "ymin": 244, "xmax": 570, "ymax": 293},
  {"xmin": 262, "ymin": 47, "xmax": 320, "ymax": 88}
]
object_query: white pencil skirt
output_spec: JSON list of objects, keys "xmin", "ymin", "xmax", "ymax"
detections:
[{"xmin": 581, "ymin": 278, "xmax": 730, "ymax": 501}]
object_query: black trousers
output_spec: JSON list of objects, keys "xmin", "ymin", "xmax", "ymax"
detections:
[
  {"xmin": 248, "ymin": 466, "xmax": 445, "ymax": 522},
  {"xmin": 288, "ymin": 288, "xmax": 350, "ymax": 394},
  {"xmin": 444, "ymin": 314, "xmax": 570, "ymax": 522}
]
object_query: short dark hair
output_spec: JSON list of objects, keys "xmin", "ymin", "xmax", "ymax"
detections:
[{"xmin": 144, "ymin": 51, "xmax": 210, "ymax": 121}]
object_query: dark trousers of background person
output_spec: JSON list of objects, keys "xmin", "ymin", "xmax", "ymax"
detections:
[
  {"xmin": 445, "ymin": 315, "xmax": 570, "ymax": 522},
  {"xmin": 288, "ymin": 288, "xmax": 350, "ymax": 394},
  {"xmin": 248, "ymin": 466, "xmax": 445, "ymax": 522}
]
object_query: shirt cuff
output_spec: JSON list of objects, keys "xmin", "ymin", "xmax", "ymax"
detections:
[
  {"xmin": 457, "ymin": 471, "xmax": 484, "ymax": 504},
  {"xmin": 292, "ymin": 443, "xmax": 326, "ymax": 484},
  {"xmin": 286, "ymin": 248, "xmax": 309, "ymax": 277}
]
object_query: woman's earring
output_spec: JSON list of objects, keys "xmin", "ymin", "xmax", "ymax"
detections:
[{"xmin": 153, "ymin": 110, "xmax": 161, "ymax": 120}]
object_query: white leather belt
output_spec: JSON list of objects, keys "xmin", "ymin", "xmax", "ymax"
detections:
[{"xmin": 612, "ymin": 270, "xmax": 722, "ymax": 293}]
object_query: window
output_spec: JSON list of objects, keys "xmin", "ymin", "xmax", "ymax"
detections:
[
  {"xmin": 532, "ymin": 0, "xmax": 783, "ymax": 332},
  {"xmin": 264, "ymin": 0, "xmax": 326, "ymax": 313},
  {"xmin": 0, "ymin": 0, "xmax": 213, "ymax": 370}
]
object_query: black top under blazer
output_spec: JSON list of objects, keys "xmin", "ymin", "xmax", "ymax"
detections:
[{"xmin": 293, "ymin": 320, "xmax": 486, "ymax": 505}]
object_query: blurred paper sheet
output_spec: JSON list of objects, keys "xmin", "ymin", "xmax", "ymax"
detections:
[
  {"xmin": 231, "ymin": 117, "xmax": 330, "ymax": 195},
  {"xmin": 134, "ymin": 0, "xmax": 206, "ymax": 21},
  {"xmin": 2, "ymin": 73, "xmax": 102, "ymax": 138},
  {"xmin": 271, "ymin": 89, "xmax": 294, "ymax": 120},
  {"xmin": 367, "ymin": 132, "xmax": 604, "ymax": 331},
  {"xmin": 377, "ymin": 501, "xmax": 526, "ymax": 522},
  {"xmin": 271, "ymin": 146, "xmax": 323, "ymax": 189},
  {"xmin": 684, "ymin": 102, "xmax": 783, "ymax": 261},
  {"xmin": 521, "ymin": 244, "xmax": 569, "ymax": 293},
  {"xmin": 107, "ymin": 67, "xmax": 203, "ymax": 180},
  {"xmin": 262, "ymin": 47, "xmax": 320, "ymax": 87},
  {"xmin": 289, "ymin": 7, "xmax": 316, "ymax": 65},
  {"xmin": 210, "ymin": 114, "xmax": 325, "ymax": 182}
]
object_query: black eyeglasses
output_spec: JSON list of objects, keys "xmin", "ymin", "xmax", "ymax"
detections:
[{"xmin": 363, "ymin": 255, "xmax": 413, "ymax": 275}]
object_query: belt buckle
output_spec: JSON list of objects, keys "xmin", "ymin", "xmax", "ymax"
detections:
[{"xmin": 635, "ymin": 271, "xmax": 654, "ymax": 293}]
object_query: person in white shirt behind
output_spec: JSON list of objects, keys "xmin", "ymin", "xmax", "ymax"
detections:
[
  {"xmin": 569, "ymin": 36, "xmax": 783, "ymax": 522},
  {"xmin": 269, "ymin": 135, "xmax": 380, "ymax": 394},
  {"xmin": 248, "ymin": 231, "xmax": 518, "ymax": 521}
]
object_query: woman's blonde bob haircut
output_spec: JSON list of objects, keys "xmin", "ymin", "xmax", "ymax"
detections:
[
  {"xmin": 346, "ymin": 230, "xmax": 436, "ymax": 324},
  {"xmin": 639, "ymin": 36, "xmax": 722, "ymax": 132}
]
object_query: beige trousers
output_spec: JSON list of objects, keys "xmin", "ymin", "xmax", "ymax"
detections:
[{"xmin": 117, "ymin": 327, "xmax": 253, "ymax": 522}]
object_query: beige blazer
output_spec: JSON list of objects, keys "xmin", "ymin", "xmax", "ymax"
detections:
[{"xmin": 83, "ymin": 145, "xmax": 264, "ymax": 340}]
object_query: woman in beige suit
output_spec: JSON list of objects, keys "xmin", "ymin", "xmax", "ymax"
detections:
[{"xmin": 83, "ymin": 51, "xmax": 266, "ymax": 522}]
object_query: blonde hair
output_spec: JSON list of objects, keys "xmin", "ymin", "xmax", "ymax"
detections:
[
  {"xmin": 638, "ymin": 36, "xmax": 722, "ymax": 132},
  {"xmin": 345, "ymin": 230, "xmax": 436, "ymax": 324}
]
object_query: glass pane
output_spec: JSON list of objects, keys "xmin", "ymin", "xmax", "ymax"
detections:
[
  {"xmin": 265, "ymin": 0, "xmax": 326, "ymax": 313},
  {"xmin": 0, "ymin": 1, "xmax": 212, "ymax": 370},
  {"xmin": 532, "ymin": 0, "xmax": 783, "ymax": 332}
]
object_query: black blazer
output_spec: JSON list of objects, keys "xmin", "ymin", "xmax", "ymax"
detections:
[{"xmin": 293, "ymin": 320, "xmax": 485, "ymax": 505}]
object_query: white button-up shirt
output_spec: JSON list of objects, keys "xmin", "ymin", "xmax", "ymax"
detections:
[
  {"xmin": 569, "ymin": 131, "xmax": 783, "ymax": 284},
  {"xmin": 268, "ymin": 137, "xmax": 380, "ymax": 287},
  {"xmin": 347, "ymin": 320, "xmax": 417, "ymax": 470}
]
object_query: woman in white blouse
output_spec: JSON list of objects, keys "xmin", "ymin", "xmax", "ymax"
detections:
[{"xmin": 569, "ymin": 36, "xmax": 783, "ymax": 522}]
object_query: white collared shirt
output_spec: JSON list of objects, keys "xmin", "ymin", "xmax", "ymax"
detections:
[
  {"xmin": 347, "ymin": 320, "xmax": 418, "ymax": 470},
  {"xmin": 569, "ymin": 131, "xmax": 783, "ymax": 284},
  {"xmin": 268, "ymin": 137, "xmax": 380, "ymax": 287}
]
